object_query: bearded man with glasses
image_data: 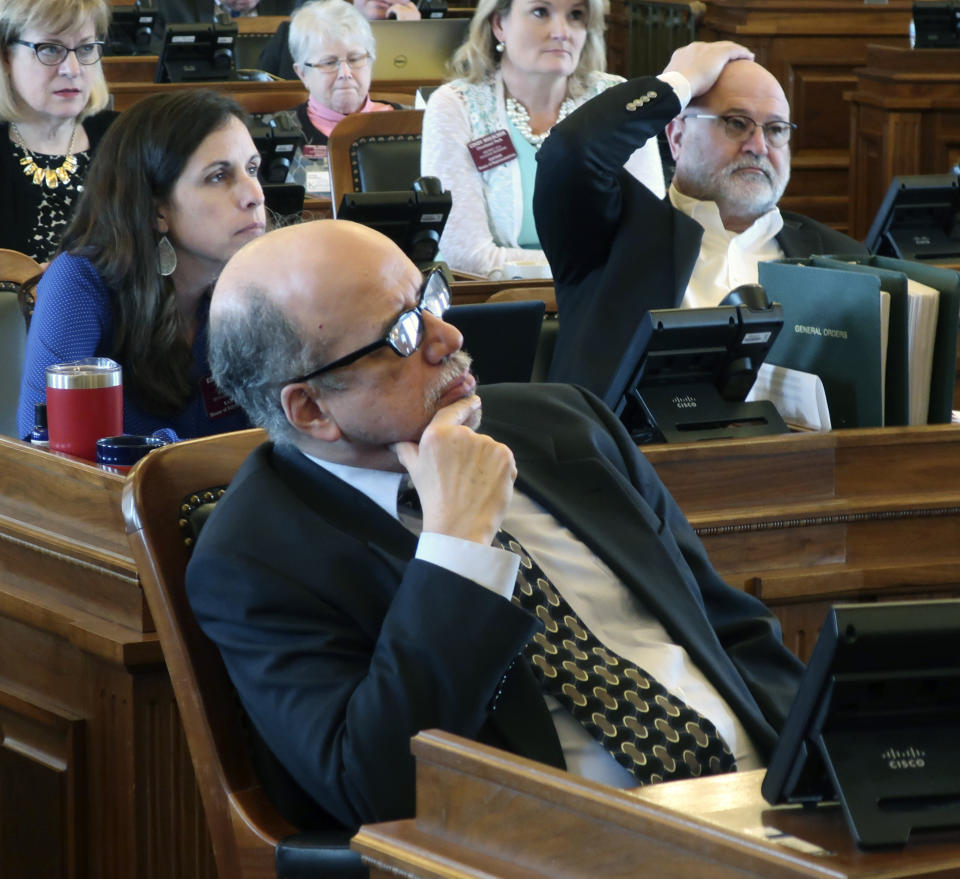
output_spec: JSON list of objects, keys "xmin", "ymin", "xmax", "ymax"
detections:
[
  {"xmin": 190, "ymin": 218, "xmax": 803, "ymax": 834},
  {"xmin": 535, "ymin": 40, "xmax": 867, "ymax": 403}
]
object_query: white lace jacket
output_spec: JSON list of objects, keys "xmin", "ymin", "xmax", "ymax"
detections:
[{"xmin": 421, "ymin": 70, "xmax": 665, "ymax": 278}]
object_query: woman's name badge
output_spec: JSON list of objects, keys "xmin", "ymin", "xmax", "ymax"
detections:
[
  {"xmin": 467, "ymin": 130, "xmax": 517, "ymax": 172},
  {"xmin": 200, "ymin": 376, "xmax": 240, "ymax": 420}
]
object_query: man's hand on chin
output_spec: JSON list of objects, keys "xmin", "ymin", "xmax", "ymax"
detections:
[{"xmin": 391, "ymin": 395, "xmax": 516, "ymax": 545}]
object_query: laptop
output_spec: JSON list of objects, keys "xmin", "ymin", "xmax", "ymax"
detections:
[
  {"xmin": 371, "ymin": 19, "xmax": 469, "ymax": 82},
  {"xmin": 444, "ymin": 301, "xmax": 546, "ymax": 385}
]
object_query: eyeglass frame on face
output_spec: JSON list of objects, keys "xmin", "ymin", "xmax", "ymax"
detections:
[
  {"xmin": 281, "ymin": 268, "xmax": 452, "ymax": 386},
  {"xmin": 681, "ymin": 113, "xmax": 797, "ymax": 149},
  {"xmin": 11, "ymin": 39, "xmax": 105, "ymax": 66},
  {"xmin": 303, "ymin": 52, "xmax": 372, "ymax": 74}
]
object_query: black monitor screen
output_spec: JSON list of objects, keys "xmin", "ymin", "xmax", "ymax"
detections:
[
  {"xmin": 762, "ymin": 599, "xmax": 960, "ymax": 847},
  {"xmin": 337, "ymin": 187, "xmax": 451, "ymax": 267},
  {"xmin": 155, "ymin": 22, "xmax": 237, "ymax": 83},
  {"xmin": 106, "ymin": 5, "xmax": 162, "ymax": 55},
  {"xmin": 864, "ymin": 173, "xmax": 960, "ymax": 262}
]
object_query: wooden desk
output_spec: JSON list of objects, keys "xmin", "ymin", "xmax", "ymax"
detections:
[
  {"xmin": 847, "ymin": 44, "xmax": 960, "ymax": 240},
  {"xmin": 450, "ymin": 277, "xmax": 554, "ymax": 305},
  {"xmin": 698, "ymin": 0, "xmax": 914, "ymax": 233},
  {"xmin": 1, "ymin": 423, "xmax": 957, "ymax": 875},
  {"xmin": 0, "ymin": 438, "xmax": 215, "ymax": 879},
  {"xmin": 644, "ymin": 424, "xmax": 960, "ymax": 661},
  {"xmin": 354, "ymin": 730, "xmax": 960, "ymax": 879},
  {"xmin": 103, "ymin": 55, "xmax": 432, "ymax": 105}
]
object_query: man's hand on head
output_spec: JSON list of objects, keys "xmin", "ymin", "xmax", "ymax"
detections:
[
  {"xmin": 664, "ymin": 41, "xmax": 754, "ymax": 100},
  {"xmin": 391, "ymin": 395, "xmax": 516, "ymax": 546},
  {"xmin": 386, "ymin": 1, "xmax": 421, "ymax": 19}
]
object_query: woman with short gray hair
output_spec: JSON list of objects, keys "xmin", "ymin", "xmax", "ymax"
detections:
[{"xmin": 290, "ymin": 0, "xmax": 398, "ymax": 146}]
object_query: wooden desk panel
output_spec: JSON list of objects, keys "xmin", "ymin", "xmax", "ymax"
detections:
[
  {"xmin": 643, "ymin": 425, "xmax": 960, "ymax": 660},
  {"xmin": 0, "ymin": 438, "xmax": 215, "ymax": 879},
  {"xmin": 354, "ymin": 731, "xmax": 960, "ymax": 878},
  {"xmin": 848, "ymin": 44, "xmax": 960, "ymax": 239}
]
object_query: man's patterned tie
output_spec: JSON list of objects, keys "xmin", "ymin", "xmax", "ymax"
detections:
[{"xmin": 497, "ymin": 528, "xmax": 737, "ymax": 785}]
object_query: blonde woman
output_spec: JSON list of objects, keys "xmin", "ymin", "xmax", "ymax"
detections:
[
  {"xmin": 0, "ymin": 0, "xmax": 115, "ymax": 262},
  {"xmin": 421, "ymin": 0, "xmax": 664, "ymax": 278}
]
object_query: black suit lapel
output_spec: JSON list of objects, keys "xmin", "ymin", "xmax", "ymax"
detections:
[
  {"xmin": 672, "ymin": 206, "xmax": 705, "ymax": 305},
  {"xmin": 480, "ymin": 398, "xmax": 711, "ymax": 636},
  {"xmin": 271, "ymin": 443, "xmax": 418, "ymax": 562},
  {"xmin": 777, "ymin": 216, "xmax": 826, "ymax": 258}
]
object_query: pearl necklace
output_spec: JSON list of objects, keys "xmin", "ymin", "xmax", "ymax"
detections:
[
  {"xmin": 11, "ymin": 122, "xmax": 79, "ymax": 189},
  {"xmin": 505, "ymin": 96, "xmax": 575, "ymax": 149}
]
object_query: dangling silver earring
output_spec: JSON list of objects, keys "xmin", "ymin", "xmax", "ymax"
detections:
[
  {"xmin": 157, "ymin": 235, "xmax": 177, "ymax": 277},
  {"xmin": 495, "ymin": 40, "xmax": 505, "ymax": 53}
]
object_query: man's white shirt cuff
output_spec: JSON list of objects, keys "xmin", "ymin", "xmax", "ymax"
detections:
[
  {"xmin": 415, "ymin": 533, "xmax": 519, "ymax": 601},
  {"xmin": 657, "ymin": 71, "xmax": 691, "ymax": 110}
]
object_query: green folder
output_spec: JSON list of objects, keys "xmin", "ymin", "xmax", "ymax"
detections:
[
  {"xmin": 825, "ymin": 254, "xmax": 960, "ymax": 424},
  {"xmin": 759, "ymin": 260, "xmax": 886, "ymax": 429},
  {"xmin": 809, "ymin": 256, "xmax": 910, "ymax": 427}
]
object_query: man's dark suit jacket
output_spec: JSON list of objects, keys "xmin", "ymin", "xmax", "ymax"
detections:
[
  {"xmin": 535, "ymin": 77, "xmax": 868, "ymax": 405},
  {"xmin": 186, "ymin": 383, "xmax": 804, "ymax": 832}
]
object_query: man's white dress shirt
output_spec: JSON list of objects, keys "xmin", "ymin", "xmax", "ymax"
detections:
[{"xmin": 308, "ymin": 453, "xmax": 762, "ymax": 789}]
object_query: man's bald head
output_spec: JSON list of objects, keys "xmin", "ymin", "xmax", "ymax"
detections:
[
  {"xmin": 210, "ymin": 220, "xmax": 422, "ymax": 442},
  {"xmin": 687, "ymin": 58, "xmax": 787, "ymax": 117},
  {"xmin": 213, "ymin": 219, "xmax": 410, "ymax": 343},
  {"xmin": 667, "ymin": 58, "xmax": 792, "ymax": 232}
]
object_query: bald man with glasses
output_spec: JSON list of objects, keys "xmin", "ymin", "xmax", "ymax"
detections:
[
  {"xmin": 188, "ymin": 219, "xmax": 802, "ymax": 834},
  {"xmin": 535, "ymin": 41, "xmax": 867, "ymax": 403}
]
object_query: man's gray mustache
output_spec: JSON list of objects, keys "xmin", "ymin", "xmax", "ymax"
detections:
[{"xmin": 727, "ymin": 158, "xmax": 775, "ymax": 183}]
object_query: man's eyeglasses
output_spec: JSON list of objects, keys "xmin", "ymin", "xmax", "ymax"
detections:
[
  {"xmin": 303, "ymin": 52, "xmax": 371, "ymax": 74},
  {"xmin": 282, "ymin": 268, "xmax": 452, "ymax": 386},
  {"xmin": 682, "ymin": 113, "xmax": 797, "ymax": 148},
  {"xmin": 12, "ymin": 39, "xmax": 105, "ymax": 66}
]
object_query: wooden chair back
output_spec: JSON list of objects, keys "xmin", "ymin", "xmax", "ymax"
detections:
[
  {"xmin": 0, "ymin": 249, "xmax": 42, "ymax": 437},
  {"xmin": 327, "ymin": 109, "xmax": 424, "ymax": 212},
  {"xmin": 122, "ymin": 428, "xmax": 296, "ymax": 879},
  {"xmin": 0, "ymin": 248, "xmax": 41, "ymax": 285}
]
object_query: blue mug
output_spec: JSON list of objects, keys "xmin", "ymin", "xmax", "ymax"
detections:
[{"xmin": 96, "ymin": 434, "xmax": 167, "ymax": 473}]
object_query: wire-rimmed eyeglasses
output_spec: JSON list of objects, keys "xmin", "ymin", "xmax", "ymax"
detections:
[
  {"xmin": 280, "ymin": 268, "xmax": 452, "ymax": 386},
  {"xmin": 12, "ymin": 39, "xmax": 105, "ymax": 66},
  {"xmin": 303, "ymin": 52, "xmax": 371, "ymax": 74},
  {"xmin": 682, "ymin": 113, "xmax": 797, "ymax": 148}
]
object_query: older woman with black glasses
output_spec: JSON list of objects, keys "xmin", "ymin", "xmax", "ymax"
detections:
[
  {"xmin": 289, "ymin": 0, "xmax": 399, "ymax": 147},
  {"xmin": 0, "ymin": 0, "xmax": 116, "ymax": 263}
]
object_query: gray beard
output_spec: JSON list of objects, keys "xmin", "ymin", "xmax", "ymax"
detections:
[{"xmin": 676, "ymin": 157, "xmax": 789, "ymax": 221}]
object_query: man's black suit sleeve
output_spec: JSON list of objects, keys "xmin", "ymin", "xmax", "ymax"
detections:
[
  {"xmin": 534, "ymin": 77, "xmax": 680, "ymax": 285},
  {"xmin": 186, "ymin": 453, "xmax": 539, "ymax": 830}
]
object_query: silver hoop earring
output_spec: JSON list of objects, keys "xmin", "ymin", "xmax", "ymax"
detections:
[
  {"xmin": 495, "ymin": 41, "xmax": 505, "ymax": 53},
  {"xmin": 157, "ymin": 234, "xmax": 177, "ymax": 277}
]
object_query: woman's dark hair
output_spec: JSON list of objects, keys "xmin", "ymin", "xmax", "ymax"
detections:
[{"xmin": 59, "ymin": 89, "xmax": 250, "ymax": 415}]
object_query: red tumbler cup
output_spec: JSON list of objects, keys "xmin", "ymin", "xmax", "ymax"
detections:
[{"xmin": 46, "ymin": 358, "xmax": 123, "ymax": 462}]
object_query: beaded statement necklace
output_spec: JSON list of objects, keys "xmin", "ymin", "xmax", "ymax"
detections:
[
  {"xmin": 11, "ymin": 122, "xmax": 78, "ymax": 189},
  {"xmin": 504, "ymin": 96, "xmax": 576, "ymax": 150}
]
